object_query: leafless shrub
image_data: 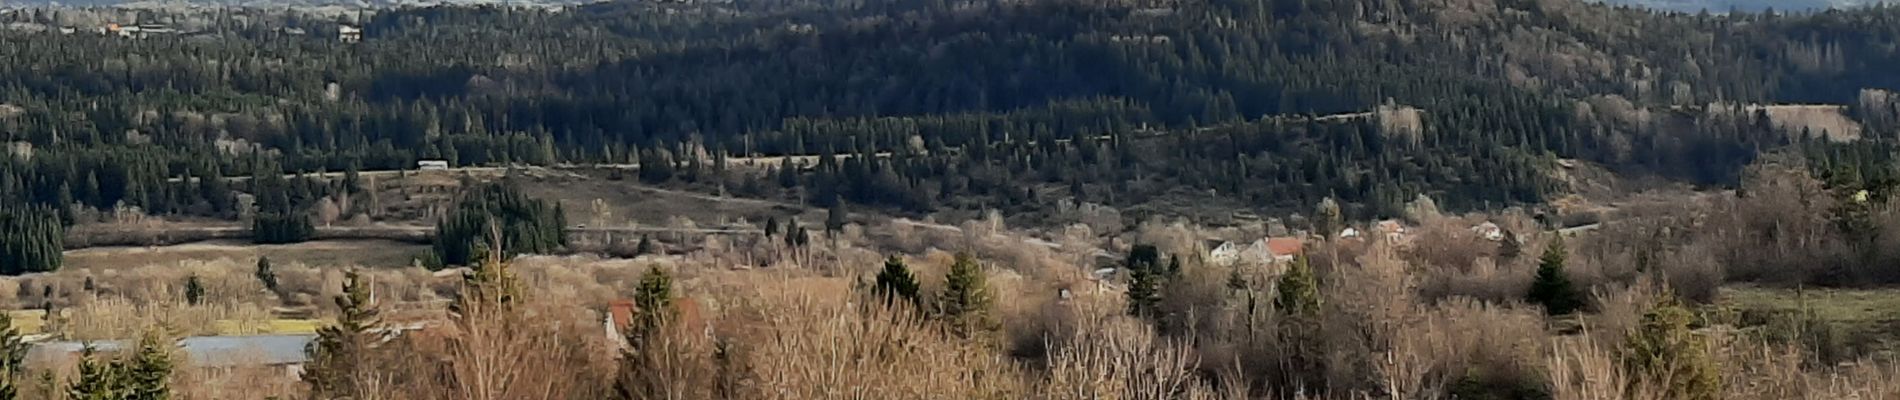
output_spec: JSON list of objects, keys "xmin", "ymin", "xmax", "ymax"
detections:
[{"xmin": 1040, "ymin": 314, "xmax": 1212, "ymax": 399}]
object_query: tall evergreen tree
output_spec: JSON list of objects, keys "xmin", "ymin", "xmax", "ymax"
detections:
[
  {"xmin": 255, "ymin": 257, "xmax": 278, "ymax": 293},
  {"xmin": 873, "ymin": 255, "xmax": 921, "ymax": 307},
  {"xmin": 183, "ymin": 275, "xmax": 205, "ymax": 306},
  {"xmin": 825, "ymin": 200, "xmax": 848, "ymax": 232},
  {"xmin": 938, "ymin": 253, "xmax": 993, "ymax": 337},
  {"xmin": 123, "ymin": 334, "xmax": 172, "ymax": 400},
  {"xmin": 305, "ymin": 268, "xmax": 380, "ymax": 399},
  {"xmin": 1527, "ymin": 234, "xmax": 1584, "ymax": 315},
  {"xmin": 1275, "ymin": 255, "xmax": 1320, "ymax": 315},
  {"xmin": 635, "ymin": 235, "xmax": 656, "ymax": 256},
  {"xmin": 65, "ymin": 347, "xmax": 123, "ymax": 400}
]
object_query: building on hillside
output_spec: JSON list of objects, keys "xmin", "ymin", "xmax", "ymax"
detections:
[
  {"xmin": 30, "ymin": 334, "xmax": 317, "ymax": 379},
  {"xmin": 1376, "ymin": 219, "xmax": 1410, "ymax": 244},
  {"xmin": 1264, "ymin": 237, "xmax": 1304, "ymax": 262},
  {"xmin": 1207, "ymin": 240, "xmax": 1243, "ymax": 266},
  {"xmin": 339, "ymin": 25, "xmax": 363, "ymax": 43},
  {"xmin": 417, "ymin": 160, "xmax": 449, "ymax": 170},
  {"xmin": 1209, "ymin": 237, "xmax": 1303, "ymax": 267},
  {"xmin": 1471, "ymin": 222, "xmax": 1505, "ymax": 241}
]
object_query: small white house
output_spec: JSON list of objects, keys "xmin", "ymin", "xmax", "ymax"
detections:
[
  {"xmin": 1208, "ymin": 241, "xmax": 1243, "ymax": 266},
  {"xmin": 417, "ymin": 160, "xmax": 449, "ymax": 171},
  {"xmin": 339, "ymin": 25, "xmax": 363, "ymax": 43}
]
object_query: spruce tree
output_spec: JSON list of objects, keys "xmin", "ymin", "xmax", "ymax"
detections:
[
  {"xmin": 255, "ymin": 257, "xmax": 278, "ymax": 293},
  {"xmin": 938, "ymin": 253, "xmax": 993, "ymax": 337},
  {"xmin": 1126, "ymin": 265, "xmax": 1163, "ymax": 317},
  {"xmin": 873, "ymin": 255, "xmax": 921, "ymax": 307},
  {"xmin": 123, "ymin": 334, "xmax": 171, "ymax": 400},
  {"xmin": 1527, "ymin": 235, "xmax": 1583, "ymax": 315},
  {"xmin": 1623, "ymin": 297, "xmax": 1720, "ymax": 400},
  {"xmin": 1275, "ymin": 255, "xmax": 1320, "ymax": 315},
  {"xmin": 826, "ymin": 200, "xmax": 847, "ymax": 232},
  {"xmin": 630, "ymin": 266, "xmax": 676, "ymax": 345},
  {"xmin": 635, "ymin": 235, "xmax": 656, "ymax": 256},
  {"xmin": 65, "ymin": 347, "xmax": 123, "ymax": 400},
  {"xmin": 183, "ymin": 276, "xmax": 205, "ymax": 306},
  {"xmin": 306, "ymin": 268, "xmax": 380, "ymax": 399}
]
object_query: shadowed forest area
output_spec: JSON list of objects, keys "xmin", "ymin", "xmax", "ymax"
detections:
[{"xmin": 2, "ymin": 0, "xmax": 1900, "ymax": 398}]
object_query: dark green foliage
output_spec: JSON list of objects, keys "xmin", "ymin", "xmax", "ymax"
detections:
[
  {"xmin": 0, "ymin": 205, "xmax": 62, "ymax": 275},
  {"xmin": 1527, "ymin": 235, "xmax": 1584, "ymax": 316},
  {"xmin": 183, "ymin": 275, "xmax": 205, "ymax": 306},
  {"xmin": 629, "ymin": 266, "xmax": 676, "ymax": 347},
  {"xmin": 255, "ymin": 257, "xmax": 278, "ymax": 293},
  {"xmin": 306, "ymin": 268, "xmax": 380, "ymax": 399},
  {"xmin": 825, "ymin": 200, "xmax": 848, "ymax": 232},
  {"xmin": 1126, "ymin": 265, "xmax": 1164, "ymax": 317},
  {"xmin": 873, "ymin": 255, "xmax": 922, "ymax": 308},
  {"xmin": 938, "ymin": 253, "xmax": 993, "ymax": 337},
  {"xmin": 123, "ymin": 335, "xmax": 172, "ymax": 400},
  {"xmin": 1623, "ymin": 297, "xmax": 1721, "ymax": 400},
  {"xmin": 65, "ymin": 347, "xmax": 124, "ymax": 400},
  {"xmin": 431, "ymin": 182, "xmax": 567, "ymax": 268},
  {"xmin": 1125, "ymin": 245, "xmax": 1173, "ymax": 317},
  {"xmin": 1275, "ymin": 255, "xmax": 1321, "ymax": 315},
  {"xmin": 64, "ymin": 334, "xmax": 171, "ymax": 400},
  {"xmin": 792, "ymin": 227, "xmax": 811, "ymax": 248},
  {"xmin": 763, "ymin": 217, "xmax": 780, "ymax": 238},
  {"xmin": 635, "ymin": 235, "xmax": 656, "ymax": 256},
  {"xmin": 250, "ymin": 172, "xmax": 315, "ymax": 245},
  {"xmin": 2, "ymin": 0, "xmax": 1900, "ymax": 222}
]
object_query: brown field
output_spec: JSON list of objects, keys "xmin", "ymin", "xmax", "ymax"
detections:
[{"xmin": 62, "ymin": 239, "xmax": 427, "ymax": 270}]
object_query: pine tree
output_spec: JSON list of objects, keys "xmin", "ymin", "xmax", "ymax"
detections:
[
  {"xmin": 123, "ymin": 334, "xmax": 171, "ymax": 400},
  {"xmin": 630, "ymin": 266, "xmax": 676, "ymax": 345},
  {"xmin": 763, "ymin": 217, "xmax": 780, "ymax": 238},
  {"xmin": 255, "ymin": 257, "xmax": 278, "ymax": 293},
  {"xmin": 0, "ymin": 313, "xmax": 27, "ymax": 400},
  {"xmin": 635, "ymin": 235, "xmax": 656, "ymax": 256},
  {"xmin": 616, "ymin": 266, "xmax": 679, "ymax": 400},
  {"xmin": 183, "ymin": 275, "xmax": 205, "ymax": 306},
  {"xmin": 306, "ymin": 268, "xmax": 380, "ymax": 399},
  {"xmin": 826, "ymin": 200, "xmax": 847, "ymax": 232},
  {"xmin": 873, "ymin": 255, "xmax": 921, "ymax": 307},
  {"xmin": 1527, "ymin": 235, "xmax": 1583, "ymax": 315},
  {"xmin": 458, "ymin": 230, "xmax": 522, "ymax": 315},
  {"xmin": 1275, "ymin": 255, "xmax": 1320, "ymax": 315},
  {"xmin": 1126, "ymin": 265, "xmax": 1163, "ymax": 317},
  {"xmin": 938, "ymin": 253, "xmax": 993, "ymax": 337},
  {"xmin": 65, "ymin": 347, "xmax": 123, "ymax": 400},
  {"xmin": 1623, "ymin": 297, "xmax": 1720, "ymax": 400}
]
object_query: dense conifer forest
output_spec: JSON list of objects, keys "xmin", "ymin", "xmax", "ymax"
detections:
[{"xmin": 0, "ymin": 0, "xmax": 1898, "ymax": 241}]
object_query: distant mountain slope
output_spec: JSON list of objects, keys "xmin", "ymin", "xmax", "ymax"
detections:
[{"xmin": 1594, "ymin": 0, "xmax": 1896, "ymax": 13}]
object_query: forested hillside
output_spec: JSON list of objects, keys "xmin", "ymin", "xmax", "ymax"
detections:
[{"xmin": 2, "ymin": 0, "xmax": 1900, "ymax": 221}]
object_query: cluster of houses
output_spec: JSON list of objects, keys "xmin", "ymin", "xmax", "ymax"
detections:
[{"xmin": 1202, "ymin": 219, "xmax": 1518, "ymax": 268}]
